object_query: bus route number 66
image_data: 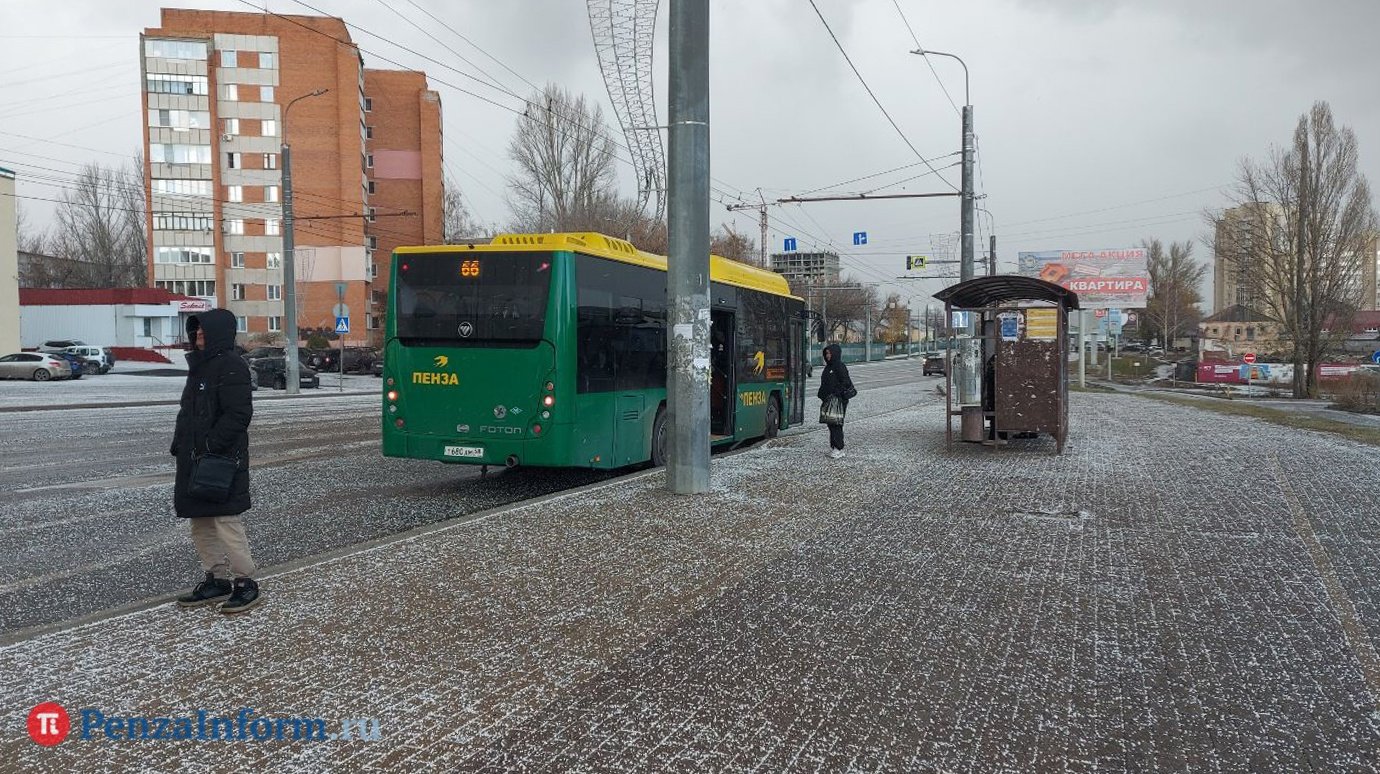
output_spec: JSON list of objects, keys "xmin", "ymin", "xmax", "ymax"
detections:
[{"xmin": 460, "ymin": 259, "xmax": 481, "ymax": 278}]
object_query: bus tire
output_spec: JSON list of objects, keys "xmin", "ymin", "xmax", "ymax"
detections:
[
  {"xmin": 650, "ymin": 407, "xmax": 668, "ymax": 467},
  {"xmin": 764, "ymin": 394, "xmax": 780, "ymax": 439}
]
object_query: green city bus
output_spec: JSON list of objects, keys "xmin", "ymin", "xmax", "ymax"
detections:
[{"xmin": 381, "ymin": 232, "xmax": 808, "ymax": 470}]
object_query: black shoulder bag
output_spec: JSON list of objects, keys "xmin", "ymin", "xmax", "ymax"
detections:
[{"xmin": 187, "ymin": 368, "xmax": 238, "ymax": 502}]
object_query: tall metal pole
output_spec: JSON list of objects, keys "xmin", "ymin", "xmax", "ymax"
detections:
[
  {"xmin": 1078, "ymin": 309, "xmax": 1088, "ymax": 388},
  {"xmin": 666, "ymin": 0, "xmax": 711, "ymax": 494},
  {"xmin": 989, "ymin": 233, "xmax": 997, "ymax": 276},
  {"xmin": 281, "ymin": 88, "xmax": 327, "ymax": 396}
]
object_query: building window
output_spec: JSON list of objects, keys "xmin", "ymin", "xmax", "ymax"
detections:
[
  {"xmin": 261, "ymin": 119, "xmax": 277, "ymax": 137},
  {"xmin": 227, "ymin": 185, "xmax": 243, "ymax": 202},
  {"xmin": 264, "ymin": 185, "xmax": 279, "ymax": 203},
  {"xmin": 365, "ymin": 125, "xmax": 374, "ymax": 140},
  {"xmin": 227, "ymin": 152, "xmax": 241, "ymax": 169},
  {"xmin": 221, "ymin": 49, "xmax": 237, "ymax": 68},
  {"xmin": 156, "ymin": 279, "xmax": 217, "ymax": 296},
  {"xmin": 231, "ymin": 284, "xmax": 246, "ymax": 301},
  {"xmin": 150, "ymin": 144, "xmax": 211, "ymax": 165},
  {"xmin": 268, "ymin": 316, "xmax": 282, "ymax": 332},
  {"xmin": 364, "ymin": 97, "xmax": 372, "ymax": 112},
  {"xmin": 148, "ymin": 109, "xmax": 210, "ymax": 130},
  {"xmin": 260, "ymin": 85, "xmax": 274, "ymax": 102},
  {"xmin": 368, "ymin": 261, "xmax": 378, "ymax": 279},
  {"xmin": 236, "ymin": 316, "xmax": 248, "ymax": 333},
  {"xmin": 153, "ymin": 212, "xmax": 213, "ymax": 231},
  {"xmin": 260, "ymin": 52, "xmax": 276, "ymax": 69},
  {"xmin": 145, "ymin": 39, "xmax": 207, "ymax": 61},
  {"xmin": 151, "ymin": 179, "xmax": 212, "ymax": 197},
  {"xmin": 231, "ymin": 251, "xmax": 245, "ymax": 268},
  {"xmin": 263, "ymin": 153, "xmax": 277, "ymax": 169},
  {"xmin": 367, "ymin": 180, "xmax": 376, "ymax": 195},
  {"xmin": 367, "ymin": 207, "xmax": 376, "ymax": 223},
  {"xmin": 365, "ymin": 154, "xmax": 373, "ymax": 169},
  {"xmin": 367, "ymin": 235, "xmax": 378, "ymax": 250},
  {"xmin": 154, "ymin": 246, "xmax": 214, "ymax": 264},
  {"xmin": 143, "ymin": 318, "xmax": 154, "ymax": 337},
  {"xmin": 145, "ymin": 73, "xmax": 208, "ymax": 96},
  {"xmin": 1246, "ymin": 327, "xmax": 1255, "ymax": 341},
  {"xmin": 267, "ymin": 252, "xmax": 282, "ymax": 269},
  {"xmin": 265, "ymin": 218, "xmax": 280, "ymax": 235},
  {"xmin": 368, "ymin": 314, "xmax": 381, "ymax": 330},
  {"xmin": 221, "ymin": 84, "xmax": 238, "ymax": 101},
  {"xmin": 267, "ymin": 284, "xmax": 282, "ymax": 301},
  {"xmin": 223, "ymin": 118, "xmax": 240, "ymax": 135},
  {"xmin": 225, "ymin": 219, "xmax": 245, "ymax": 235}
]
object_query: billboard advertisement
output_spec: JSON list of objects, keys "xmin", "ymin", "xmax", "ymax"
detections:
[{"xmin": 1017, "ymin": 248, "xmax": 1150, "ymax": 308}]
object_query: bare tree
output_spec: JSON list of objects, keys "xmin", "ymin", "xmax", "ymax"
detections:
[
  {"xmin": 506, "ymin": 84, "xmax": 620, "ymax": 232},
  {"xmin": 16, "ymin": 203, "xmax": 49, "ymax": 254},
  {"xmin": 1209, "ymin": 101, "xmax": 1378, "ymax": 397},
  {"xmin": 794, "ymin": 278, "xmax": 878, "ymax": 342},
  {"xmin": 50, "ymin": 156, "xmax": 147, "ymax": 288},
  {"xmin": 442, "ymin": 175, "xmax": 483, "ymax": 244},
  {"xmin": 709, "ymin": 224, "xmax": 756, "ymax": 265},
  {"xmin": 1140, "ymin": 238, "xmax": 1207, "ymax": 349}
]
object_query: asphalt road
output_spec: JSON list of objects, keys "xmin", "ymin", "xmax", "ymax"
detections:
[{"xmin": 0, "ymin": 358, "xmax": 935, "ymax": 638}]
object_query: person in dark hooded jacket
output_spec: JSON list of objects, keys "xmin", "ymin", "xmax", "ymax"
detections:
[
  {"xmin": 171, "ymin": 308, "xmax": 262, "ymax": 614},
  {"xmin": 817, "ymin": 343, "xmax": 856, "ymax": 458}
]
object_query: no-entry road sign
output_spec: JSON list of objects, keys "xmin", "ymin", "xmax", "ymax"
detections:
[{"xmin": 1243, "ymin": 353, "xmax": 1257, "ymax": 364}]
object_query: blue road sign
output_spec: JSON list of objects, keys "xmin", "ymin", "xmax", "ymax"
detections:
[
  {"xmin": 335, "ymin": 316, "xmax": 350, "ymax": 334},
  {"xmin": 1373, "ymin": 350, "xmax": 1380, "ymax": 364},
  {"xmin": 783, "ymin": 237, "xmax": 797, "ymax": 252},
  {"xmin": 853, "ymin": 231, "xmax": 867, "ymax": 246}
]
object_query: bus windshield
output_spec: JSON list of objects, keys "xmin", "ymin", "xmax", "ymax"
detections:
[{"xmin": 394, "ymin": 251, "xmax": 553, "ymax": 344}]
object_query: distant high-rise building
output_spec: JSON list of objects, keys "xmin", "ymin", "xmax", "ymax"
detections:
[
  {"xmin": 1214, "ymin": 202, "xmax": 1377, "ymax": 315},
  {"xmin": 769, "ymin": 250, "xmax": 840, "ymax": 287},
  {"xmin": 140, "ymin": 8, "xmax": 442, "ymax": 345}
]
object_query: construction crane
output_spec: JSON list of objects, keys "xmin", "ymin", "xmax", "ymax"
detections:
[{"xmin": 587, "ymin": 0, "xmax": 667, "ymax": 222}]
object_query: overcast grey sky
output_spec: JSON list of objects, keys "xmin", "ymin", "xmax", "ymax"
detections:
[{"xmin": 3, "ymin": 0, "xmax": 1379, "ymax": 308}]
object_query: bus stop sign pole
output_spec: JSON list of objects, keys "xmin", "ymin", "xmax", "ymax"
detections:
[{"xmin": 666, "ymin": 0, "xmax": 711, "ymax": 494}]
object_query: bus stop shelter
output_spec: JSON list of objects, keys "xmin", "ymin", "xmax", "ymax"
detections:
[{"xmin": 933, "ymin": 276, "xmax": 1080, "ymax": 454}]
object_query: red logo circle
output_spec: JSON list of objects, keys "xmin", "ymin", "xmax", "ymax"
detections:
[{"xmin": 27, "ymin": 702, "xmax": 70, "ymax": 746}]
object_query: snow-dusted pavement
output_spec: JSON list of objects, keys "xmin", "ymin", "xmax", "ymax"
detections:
[{"xmin": 5, "ymin": 383, "xmax": 1380, "ymax": 770}]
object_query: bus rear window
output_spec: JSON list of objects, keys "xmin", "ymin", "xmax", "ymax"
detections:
[{"xmin": 394, "ymin": 252, "xmax": 552, "ymax": 343}]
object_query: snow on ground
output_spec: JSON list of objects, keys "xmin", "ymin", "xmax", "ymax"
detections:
[{"xmin": 4, "ymin": 372, "xmax": 1379, "ymax": 770}]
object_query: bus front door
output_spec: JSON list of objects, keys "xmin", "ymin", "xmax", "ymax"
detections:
[
  {"xmin": 789, "ymin": 317, "xmax": 805, "ymax": 424},
  {"xmin": 710, "ymin": 310, "xmax": 735, "ymax": 437}
]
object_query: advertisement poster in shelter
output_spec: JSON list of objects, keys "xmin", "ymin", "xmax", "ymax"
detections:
[{"xmin": 1017, "ymin": 248, "xmax": 1150, "ymax": 307}]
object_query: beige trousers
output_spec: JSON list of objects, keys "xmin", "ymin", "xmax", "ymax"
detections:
[{"xmin": 189, "ymin": 516, "xmax": 257, "ymax": 579}]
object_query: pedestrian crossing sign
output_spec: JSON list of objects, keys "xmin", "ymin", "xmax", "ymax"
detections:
[
  {"xmin": 335, "ymin": 316, "xmax": 350, "ymax": 334},
  {"xmin": 906, "ymin": 255, "xmax": 929, "ymax": 270}
]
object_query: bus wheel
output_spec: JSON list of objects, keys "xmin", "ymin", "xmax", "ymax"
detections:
[
  {"xmin": 650, "ymin": 407, "xmax": 668, "ymax": 467},
  {"xmin": 764, "ymin": 395, "xmax": 780, "ymax": 439}
]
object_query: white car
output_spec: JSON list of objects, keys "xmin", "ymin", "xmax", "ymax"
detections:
[
  {"xmin": 0, "ymin": 352, "xmax": 70, "ymax": 381},
  {"xmin": 64, "ymin": 345, "xmax": 113, "ymax": 374}
]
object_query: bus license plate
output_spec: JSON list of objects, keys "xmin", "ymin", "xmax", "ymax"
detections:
[{"xmin": 443, "ymin": 445, "xmax": 484, "ymax": 459}]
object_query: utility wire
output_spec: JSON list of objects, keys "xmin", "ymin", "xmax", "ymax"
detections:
[
  {"xmin": 890, "ymin": 0, "xmax": 959, "ymax": 115},
  {"xmin": 806, "ymin": 0, "xmax": 957, "ymax": 192}
]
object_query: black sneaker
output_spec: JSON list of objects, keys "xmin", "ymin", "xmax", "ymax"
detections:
[
  {"xmin": 177, "ymin": 572, "xmax": 232, "ymax": 608},
  {"xmin": 220, "ymin": 577, "xmax": 262, "ymax": 614}
]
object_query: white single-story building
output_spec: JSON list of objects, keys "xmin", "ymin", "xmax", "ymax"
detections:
[{"xmin": 19, "ymin": 288, "xmax": 211, "ymax": 350}]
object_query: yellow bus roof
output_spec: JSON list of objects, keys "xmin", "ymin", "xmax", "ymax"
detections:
[{"xmin": 395, "ymin": 232, "xmax": 798, "ymax": 299}]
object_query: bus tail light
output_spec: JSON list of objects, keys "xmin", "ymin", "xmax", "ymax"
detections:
[
  {"xmin": 394, "ymin": 418, "xmax": 405, "ymax": 428},
  {"xmin": 387, "ymin": 390, "xmax": 398, "ymax": 402},
  {"xmin": 544, "ymin": 381, "xmax": 554, "ymax": 391},
  {"xmin": 532, "ymin": 423, "xmax": 543, "ymax": 436},
  {"xmin": 542, "ymin": 395, "xmax": 554, "ymax": 408}
]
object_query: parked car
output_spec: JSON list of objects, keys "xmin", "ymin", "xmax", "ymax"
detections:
[
  {"xmin": 0, "ymin": 352, "xmax": 71, "ymax": 381},
  {"xmin": 371, "ymin": 352, "xmax": 385, "ymax": 377},
  {"xmin": 64, "ymin": 345, "xmax": 112, "ymax": 374},
  {"xmin": 49, "ymin": 351, "xmax": 89, "ymax": 379},
  {"xmin": 39, "ymin": 339, "xmax": 87, "ymax": 353},
  {"xmin": 922, "ymin": 355, "xmax": 947, "ymax": 377},
  {"xmin": 303, "ymin": 348, "xmax": 338, "ymax": 373},
  {"xmin": 244, "ymin": 346, "xmax": 285, "ymax": 362},
  {"xmin": 250, "ymin": 357, "xmax": 320, "ymax": 390}
]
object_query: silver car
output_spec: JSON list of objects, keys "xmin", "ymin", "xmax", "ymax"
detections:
[{"xmin": 0, "ymin": 352, "xmax": 70, "ymax": 381}]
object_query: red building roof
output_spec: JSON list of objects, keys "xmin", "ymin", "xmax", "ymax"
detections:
[{"xmin": 19, "ymin": 288, "xmax": 197, "ymax": 306}]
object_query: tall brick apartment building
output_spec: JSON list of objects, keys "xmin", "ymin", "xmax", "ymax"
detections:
[{"xmin": 140, "ymin": 8, "xmax": 442, "ymax": 346}]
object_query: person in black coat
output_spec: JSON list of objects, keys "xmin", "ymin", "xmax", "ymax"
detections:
[
  {"xmin": 817, "ymin": 343, "xmax": 856, "ymax": 458},
  {"xmin": 171, "ymin": 308, "xmax": 262, "ymax": 614}
]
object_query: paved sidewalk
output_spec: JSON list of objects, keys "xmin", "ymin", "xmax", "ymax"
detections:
[{"xmin": 5, "ymin": 392, "xmax": 1380, "ymax": 770}]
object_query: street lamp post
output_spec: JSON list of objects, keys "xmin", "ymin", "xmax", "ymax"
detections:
[
  {"xmin": 281, "ymin": 88, "xmax": 328, "ymax": 395},
  {"xmin": 912, "ymin": 47, "xmax": 981, "ymax": 421}
]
